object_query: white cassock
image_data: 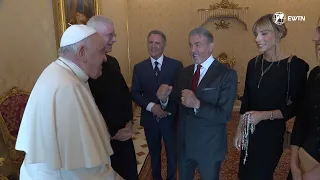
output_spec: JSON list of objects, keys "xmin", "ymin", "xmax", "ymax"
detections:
[{"xmin": 15, "ymin": 57, "xmax": 115, "ymax": 180}]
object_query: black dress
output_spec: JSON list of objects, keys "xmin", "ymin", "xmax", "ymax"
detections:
[
  {"xmin": 238, "ymin": 55, "xmax": 309, "ymax": 180},
  {"xmin": 287, "ymin": 66, "xmax": 320, "ymax": 179}
]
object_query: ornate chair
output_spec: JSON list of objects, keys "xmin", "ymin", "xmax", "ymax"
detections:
[
  {"xmin": 0, "ymin": 86, "xmax": 29, "ymax": 175},
  {"xmin": 0, "ymin": 156, "xmax": 9, "ymax": 180},
  {"xmin": 0, "ymin": 154, "xmax": 18, "ymax": 180},
  {"xmin": 216, "ymin": 52, "xmax": 242, "ymax": 101}
]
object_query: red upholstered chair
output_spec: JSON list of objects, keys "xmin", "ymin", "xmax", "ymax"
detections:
[{"xmin": 0, "ymin": 86, "xmax": 29, "ymax": 164}]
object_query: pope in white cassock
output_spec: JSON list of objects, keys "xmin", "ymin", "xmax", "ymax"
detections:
[{"xmin": 15, "ymin": 24, "xmax": 115, "ymax": 180}]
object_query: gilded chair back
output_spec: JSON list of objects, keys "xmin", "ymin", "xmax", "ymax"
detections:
[
  {"xmin": 216, "ymin": 52, "xmax": 242, "ymax": 100},
  {"xmin": 216, "ymin": 52, "xmax": 236, "ymax": 68},
  {"xmin": 0, "ymin": 87, "xmax": 29, "ymax": 164}
]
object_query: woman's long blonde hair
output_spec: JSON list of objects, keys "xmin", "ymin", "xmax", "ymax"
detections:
[{"xmin": 252, "ymin": 14, "xmax": 288, "ymax": 61}]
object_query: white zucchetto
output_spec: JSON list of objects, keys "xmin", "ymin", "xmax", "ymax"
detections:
[{"xmin": 60, "ymin": 24, "xmax": 96, "ymax": 47}]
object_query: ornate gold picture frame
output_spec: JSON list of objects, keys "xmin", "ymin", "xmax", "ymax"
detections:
[{"xmin": 52, "ymin": 0, "xmax": 101, "ymax": 49}]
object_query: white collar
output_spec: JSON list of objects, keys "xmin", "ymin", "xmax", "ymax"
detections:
[
  {"xmin": 58, "ymin": 57, "xmax": 89, "ymax": 83},
  {"xmin": 150, "ymin": 54, "xmax": 164, "ymax": 65},
  {"xmin": 195, "ymin": 55, "xmax": 215, "ymax": 70}
]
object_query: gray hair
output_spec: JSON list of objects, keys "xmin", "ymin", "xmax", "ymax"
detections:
[
  {"xmin": 58, "ymin": 36, "xmax": 92, "ymax": 56},
  {"xmin": 147, "ymin": 30, "xmax": 167, "ymax": 43},
  {"xmin": 189, "ymin": 27, "xmax": 214, "ymax": 43},
  {"xmin": 87, "ymin": 15, "xmax": 113, "ymax": 29}
]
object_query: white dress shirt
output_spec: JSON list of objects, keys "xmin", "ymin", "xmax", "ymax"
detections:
[
  {"xmin": 146, "ymin": 54, "xmax": 164, "ymax": 112},
  {"xmin": 194, "ymin": 55, "xmax": 215, "ymax": 85},
  {"xmin": 193, "ymin": 55, "xmax": 214, "ymax": 112}
]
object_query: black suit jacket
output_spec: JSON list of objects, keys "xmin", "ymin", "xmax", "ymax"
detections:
[
  {"xmin": 89, "ymin": 55, "xmax": 132, "ymax": 137},
  {"xmin": 131, "ymin": 56, "xmax": 183, "ymax": 127},
  {"xmin": 167, "ymin": 59, "xmax": 238, "ymax": 162}
]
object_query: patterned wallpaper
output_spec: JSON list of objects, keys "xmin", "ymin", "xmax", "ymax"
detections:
[{"xmin": 127, "ymin": 0, "xmax": 320, "ymax": 91}]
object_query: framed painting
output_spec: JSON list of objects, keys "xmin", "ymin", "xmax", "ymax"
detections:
[{"xmin": 52, "ymin": 0, "xmax": 101, "ymax": 49}]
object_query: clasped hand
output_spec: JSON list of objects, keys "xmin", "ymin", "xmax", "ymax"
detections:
[
  {"xmin": 243, "ymin": 111, "xmax": 264, "ymax": 126},
  {"xmin": 151, "ymin": 104, "xmax": 168, "ymax": 118},
  {"xmin": 157, "ymin": 84, "xmax": 200, "ymax": 109},
  {"xmin": 157, "ymin": 84, "xmax": 173, "ymax": 102},
  {"xmin": 234, "ymin": 111, "xmax": 263, "ymax": 151},
  {"xmin": 112, "ymin": 122, "xmax": 133, "ymax": 141},
  {"xmin": 291, "ymin": 163, "xmax": 320, "ymax": 180}
]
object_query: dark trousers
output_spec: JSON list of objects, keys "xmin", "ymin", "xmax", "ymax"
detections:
[
  {"xmin": 178, "ymin": 148, "xmax": 222, "ymax": 180},
  {"xmin": 110, "ymin": 138, "xmax": 138, "ymax": 180},
  {"xmin": 144, "ymin": 117, "xmax": 176, "ymax": 180}
]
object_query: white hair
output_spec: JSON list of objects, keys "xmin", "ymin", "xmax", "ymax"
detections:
[
  {"xmin": 87, "ymin": 15, "xmax": 113, "ymax": 30},
  {"xmin": 58, "ymin": 36, "xmax": 92, "ymax": 56}
]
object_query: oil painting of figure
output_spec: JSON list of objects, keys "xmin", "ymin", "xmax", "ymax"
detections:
[{"xmin": 65, "ymin": 0, "xmax": 95, "ymax": 27}]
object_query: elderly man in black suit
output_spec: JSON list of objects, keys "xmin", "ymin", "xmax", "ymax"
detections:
[{"xmin": 87, "ymin": 16, "xmax": 138, "ymax": 180}]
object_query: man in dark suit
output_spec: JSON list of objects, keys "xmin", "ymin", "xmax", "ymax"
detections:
[
  {"xmin": 131, "ymin": 30, "xmax": 183, "ymax": 180},
  {"xmin": 157, "ymin": 27, "xmax": 238, "ymax": 180},
  {"xmin": 87, "ymin": 16, "xmax": 138, "ymax": 180}
]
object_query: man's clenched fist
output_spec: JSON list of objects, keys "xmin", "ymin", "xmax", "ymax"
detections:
[{"xmin": 157, "ymin": 84, "xmax": 173, "ymax": 102}]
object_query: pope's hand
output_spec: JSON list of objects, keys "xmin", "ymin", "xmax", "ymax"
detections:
[{"xmin": 157, "ymin": 84, "xmax": 173, "ymax": 102}]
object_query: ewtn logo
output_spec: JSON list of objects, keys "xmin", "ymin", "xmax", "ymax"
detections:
[{"xmin": 272, "ymin": 12, "xmax": 306, "ymax": 25}]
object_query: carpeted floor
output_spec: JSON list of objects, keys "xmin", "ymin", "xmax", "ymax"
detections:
[{"xmin": 138, "ymin": 112, "xmax": 293, "ymax": 180}]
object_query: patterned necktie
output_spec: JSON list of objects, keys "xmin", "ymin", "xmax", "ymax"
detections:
[
  {"xmin": 191, "ymin": 64, "xmax": 202, "ymax": 92},
  {"xmin": 154, "ymin": 61, "xmax": 160, "ymax": 76}
]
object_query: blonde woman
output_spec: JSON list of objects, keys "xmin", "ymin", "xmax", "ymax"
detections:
[
  {"xmin": 288, "ymin": 18, "xmax": 320, "ymax": 180},
  {"xmin": 234, "ymin": 14, "xmax": 309, "ymax": 180}
]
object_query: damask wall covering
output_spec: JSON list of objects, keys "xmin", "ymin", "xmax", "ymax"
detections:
[{"xmin": 0, "ymin": 0, "xmax": 319, "ymax": 94}]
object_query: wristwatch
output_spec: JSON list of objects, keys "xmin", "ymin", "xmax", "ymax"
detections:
[{"xmin": 270, "ymin": 111, "xmax": 275, "ymax": 120}]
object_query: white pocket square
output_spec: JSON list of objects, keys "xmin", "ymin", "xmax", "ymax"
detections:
[{"xmin": 201, "ymin": 87, "xmax": 216, "ymax": 91}]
